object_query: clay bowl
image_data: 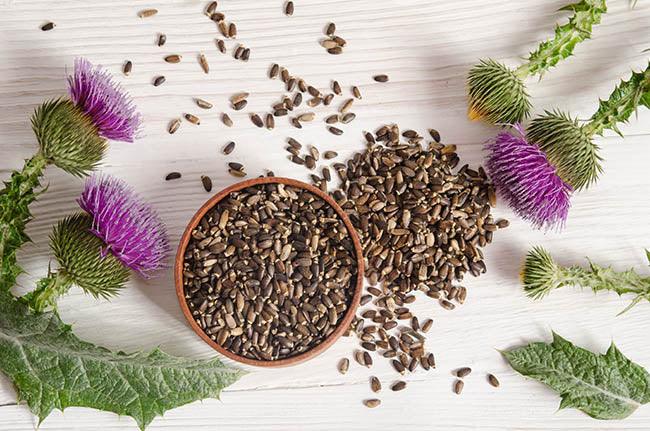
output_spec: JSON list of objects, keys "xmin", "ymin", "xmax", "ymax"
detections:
[{"xmin": 175, "ymin": 177, "xmax": 364, "ymax": 367}]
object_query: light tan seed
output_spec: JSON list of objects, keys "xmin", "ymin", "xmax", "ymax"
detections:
[
  {"xmin": 138, "ymin": 9, "xmax": 158, "ymax": 18},
  {"xmin": 229, "ymin": 168, "xmax": 246, "ymax": 177},
  {"xmin": 340, "ymin": 98, "xmax": 354, "ymax": 114},
  {"xmin": 168, "ymin": 119, "xmax": 181, "ymax": 134},
  {"xmin": 231, "ymin": 92, "xmax": 249, "ymax": 104},
  {"xmin": 222, "ymin": 113, "xmax": 234, "ymax": 127},
  {"xmin": 185, "ymin": 114, "xmax": 200, "ymax": 125},
  {"xmin": 323, "ymin": 151, "xmax": 338, "ymax": 159},
  {"xmin": 321, "ymin": 39, "xmax": 339, "ymax": 49},
  {"xmin": 338, "ymin": 358, "xmax": 349, "ymax": 374},
  {"xmin": 298, "ymin": 112, "xmax": 316, "ymax": 122},
  {"xmin": 364, "ymin": 399, "xmax": 381, "ymax": 408},
  {"xmin": 165, "ymin": 54, "xmax": 182, "ymax": 63},
  {"xmin": 370, "ymin": 376, "xmax": 381, "ymax": 393},
  {"xmin": 199, "ymin": 53, "xmax": 209, "ymax": 73},
  {"xmin": 195, "ymin": 98, "xmax": 213, "ymax": 109},
  {"xmin": 352, "ymin": 86, "xmax": 362, "ymax": 99}
]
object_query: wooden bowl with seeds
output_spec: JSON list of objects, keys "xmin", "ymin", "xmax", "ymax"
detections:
[{"xmin": 175, "ymin": 177, "xmax": 364, "ymax": 367}]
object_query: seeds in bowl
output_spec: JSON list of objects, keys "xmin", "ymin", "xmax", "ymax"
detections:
[{"xmin": 181, "ymin": 182, "xmax": 360, "ymax": 362}]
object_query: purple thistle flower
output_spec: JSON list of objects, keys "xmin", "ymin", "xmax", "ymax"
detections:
[
  {"xmin": 485, "ymin": 124, "xmax": 572, "ymax": 230},
  {"xmin": 68, "ymin": 57, "xmax": 141, "ymax": 142},
  {"xmin": 78, "ymin": 174, "xmax": 169, "ymax": 277}
]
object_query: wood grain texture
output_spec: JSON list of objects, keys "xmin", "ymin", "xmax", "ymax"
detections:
[{"xmin": 1, "ymin": 0, "xmax": 649, "ymax": 430}]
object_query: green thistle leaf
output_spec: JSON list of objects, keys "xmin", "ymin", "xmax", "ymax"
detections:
[
  {"xmin": 524, "ymin": 0, "xmax": 607, "ymax": 77},
  {"xmin": 586, "ymin": 63, "xmax": 650, "ymax": 136},
  {"xmin": 527, "ymin": 110, "xmax": 603, "ymax": 190},
  {"xmin": 522, "ymin": 246, "xmax": 650, "ymax": 314},
  {"xmin": 31, "ymin": 99, "xmax": 107, "ymax": 177},
  {"xmin": 467, "ymin": 59, "xmax": 532, "ymax": 124},
  {"xmin": 0, "ymin": 153, "xmax": 48, "ymax": 292},
  {"xmin": 503, "ymin": 333, "xmax": 650, "ymax": 420},
  {"xmin": 0, "ymin": 291, "xmax": 245, "ymax": 430}
]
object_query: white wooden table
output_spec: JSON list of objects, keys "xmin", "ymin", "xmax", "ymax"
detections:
[{"xmin": 1, "ymin": 1, "xmax": 650, "ymax": 429}]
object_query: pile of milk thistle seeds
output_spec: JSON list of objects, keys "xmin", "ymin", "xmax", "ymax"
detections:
[
  {"xmin": 324, "ymin": 125, "xmax": 507, "ymax": 406},
  {"xmin": 182, "ymin": 183, "xmax": 358, "ymax": 361}
]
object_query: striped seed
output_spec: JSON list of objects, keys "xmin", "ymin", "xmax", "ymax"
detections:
[
  {"xmin": 168, "ymin": 119, "xmax": 181, "ymax": 134},
  {"xmin": 223, "ymin": 141, "xmax": 236, "ymax": 155},
  {"xmin": 222, "ymin": 113, "xmax": 234, "ymax": 127},
  {"xmin": 185, "ymin": 113, "xmax": 200, "ymax": 124},
  {"xmin": 195, "ymin": 98, "xmax": 213, "ymax": 109},
  {"xmin": 138, "ymin": 9, "xmax": 158, "ymax": 18},
  {"xmin": 199, "ymin": 53, "xmax": 209, "ymax": 73}
]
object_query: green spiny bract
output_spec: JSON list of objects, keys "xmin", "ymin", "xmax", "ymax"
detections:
[
  {"xmin": 25, "ymin": 214, "xmax": 130, "ymax": 312},
  {"xmin": 527, "ymin": 111, "xmax": 603, "ymax": 190},
  {"xmin": 0, "ymin": 154, "xmax": 47, "ymax": 292},
  {"xmin": 467, "ymin": 59, "xmax": 531, "ymax": 124},
  {"xmin": 524, "ymin": 0, "xmax": 607, "ymax": 77},
  {"xmin": 522, "ymin": 246, "xmax": 650, "ymax": 314},
  {"xmin": 586, "ymin": 63, "xmax": 650, "ymax": 136},
  {"xmin": 31, "ymin": 99, "xmax": 107, "ymax": 177}
]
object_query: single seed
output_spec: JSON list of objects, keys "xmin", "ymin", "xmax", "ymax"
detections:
[
  {"xmin": 168, "ymin": 119, "xmax": 181, "ymax": 134},
  {"xmin": 454, "ymin": 380, "xmax": 464, "ymax": 395},
  {"xmin": 153, "ymin": 76, "xmax": 166, "ymax": 86},
  {"xmin": 123, "ymin": 61, "xmax": 132, "ymax": 76},
  {"xmin": 321, "ymin": 40, "xmax": 339, "ymax": 49},
  {"xmin": 456, "ymin": 367, "xmax": 472, "ymax": 378},
  {"xmin": 363, "ymin": 399, "xmax": 381, "ymax": 408},
  {"xmin": 332, "ymin": 36, "xmax": 346, "ymax": 46},
  {"xmin": 328, "ymin": 127, "xmax": 343, "ymax": 136},
  {"xmin": 228, "ymin": 162, "xmax": 244, "ymax": 171},
  {"xmin": 373, "ymin": 74, "xmax": 389, "ymax": 83},
  {"xmin": 250, "ymin": 113, "xmax": 264, "ymax": 128},
  {"xmin": 195, "ymin": 98, "xmax": 213, "ymax": 109},
  {"xmin": 327, "ymin": 47, "xmax": 343, "ymax": 55},
  {"xmin": 340, "ymin": 98, "xmax": 354, "ymax": 114},
  {"xmin": 211, "ymin": 12, "xmax": 225, "ymax": 22},
  {"xmin": 266, "ymin": 114, "xmax": 275, "ymax": 130},
  {"xmin": 428, "ymin": 128, "xmax": 441, "ymax": 143},
  {"xmin": 228, "ymin": 23, "xmax": 237, "ymax": 38},
  {"xmin": 325, "ymin": 115, "xmax": 339, "ymax": 124},
  {"xmin": 228, "ymin": 168, "xmax": 246, "ymax": 177},
  {"xmin": 325, "ymin": 22, "xmax": 336, "ymax": 36},
  {"xmin": 421, "ymin": 319, "xmax": 433, "ymax": 333},
  {"xmin": 158, "ymin": 34, "xmax": 167, "ymax": 46},
  {"xmin": 370, "ymin": 376, "xmax": 381, "ymax": 393},
  {"xmin": 332, "ymin": 81, "xmax": 342, "ymax": 95},
  {"xmin": 338, "ymin": 358, "xmax": 349, "ymax": 374},
  {"xmin": 165, "ymin": 54, "xmax": 182, "ymax": 63},
  {"xmin": 298, "ymin": 112, "xmax": 316, "ymax": 122},
  {"xmin": 270, "ymin": 63, "xmax": 279, "ymax": 78},
  {"xmin": 206, "ymin": 1, "xmax": 218, "ymax": 15},
  {"xmin": 391, "ymin": 381, "xmax": 407, "ymax": 391},
  {"xmin": 138, "ymin": 9, "xmax": 158, "ymax": 18},
  {"xmin": 185, "ymin": 113, "xmax": 200, "ymax": 125},
  {"xmin": 199, "ymin": 53, "xmax": 209, "ymax": 73},
  {"xmin": 352, "ymin": 86, "xmax": 362, "ymax": 99},
  {"xmin": 341, "ymin": 113, "xmax": 356, "ymax": 124},
  {"xmin": 323, "ymin": 151, "xmax": 338, "ymax": 159},
  {"xmin": 165, "ymin": 172, "xmax": 181, "ymax": 181},
  {"xmin": 231, "ymin": 92, "xmax": 249, "ymax": 104},
  {"xmin": 223, "ymin": 141, "xmax": 236, "ymax": 154},
  {"xmin": 291, "ymin": 118, "xmax": 302, "ymax": 129},
  {"xmin": 285, "ymin": 1, "xmax": 294, "ymax": 16},
  {"xmin": 41, "ymin": 22, "xmax": 55, "ymax": 31},
  {"xmin": 233, "ymin": 100, "xmax": 248, "ymax": 111},
  {"xmin": 222, "ymin": 113, "xmax": 234, "ymax": 127},
  {"xmin": 201, "ymin": 175, "xmax": 213, "ymax": 192},
  {"xmin": 488, "ymin": 374, "xmax": 500, "ymax": 388},
  {"xmin": 216, "ymin": 39, "xmax": 226, "ymax": 53}
]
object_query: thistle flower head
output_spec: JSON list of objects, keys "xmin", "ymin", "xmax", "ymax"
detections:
[
  {"xmin": 68, "ymin": 57, "xmax": 141, "ymax": 142},
  {"xmin": 521, "ymin": 246, "xmax": 562, "ymax": 300},
  {"xmin": 528, "ymin": 111, "xmax": 603, "ymax": 191},
  {"xmin": 467, "ymin": 59, "xmax": 531, "ymax": 124},
  {"xmin": 31, "ymin": 99, "xmax": 107, "ymax": 177},
  {"xmin": 50, "ymin": 213, "xmax": 130, "ymax": 298},
  {"xmin": 485, "ymin": 124, "xmax": 572, "ymax": 230},
  {"xmin": 78, "ymin": 174, "xmax": 169, "ymax": 277}
]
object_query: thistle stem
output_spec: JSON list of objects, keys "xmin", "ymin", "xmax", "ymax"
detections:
[
  {"xmin": 22, "ymin": 269, "xmax": 73, "ymax": 313},
  {"xmin": 0, "ymin": 152, "xmax": 49, "ymax": 291}
]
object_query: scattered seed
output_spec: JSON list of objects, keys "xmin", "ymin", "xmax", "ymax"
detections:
[
  {"xmin": 233, "ymin": 100, "xmax": 248, "ymax": 111},
  {"xmin": 157, "ymin": 34, "xmax": 167, "ymax": 46},
  {"xmin": 298, "ymin": 112, "xmax": 316, "ymax": 122},
  {"xmin": 41, "ymin": 22, "xmax": 55, "ymax": 31},
  {"xmin": 201, "ymin": 175, "xmax": 213, "ymax": 192},
  {"xmin": 428, "ymin": 128, "xmax": 441, "ymax": 143},
  {"xmin": 370, "ymin": 376, "xmax": 382, "ymax": 393},
  {"xmin": 228, "ymin": 23, "xmax": 237, "ymax": 38},
  {"xmin": 454, "ymin": 380, "xmax": 464, "ymax": 395},
  {"xmin": 391, "ymin": 381, "xmax": 407, "ymax": 391},
  {"xmin": 284, "ymin": 1, "xmax": 294, "ymax": 16},
  {"xmin": 373, "ymin": 74, "xmax": 389, "ymax": 83},
  {"xmin": 332, "ymin": 36, "xmax": 346, "ymax": 46},
  {"xmin": 332, "ymin": 80, "xmax": 342, "ymax": 95},
  {"xmin": 341, "ymin": 113, "xmax": 356, "ymax": 124},
  {"xmin": 216, "ymin": 39, "xmax": 227, "ymax": 53},
  {"xmin": 323, "ymin": 151, "xmax": 338, "ymax": 160},
  {"xmin": 456, "ymin": 367, "xmax": 472, "ymax": 378},
  {"xmin": 326, "ymin": 22, "xmax": 336, "ymax": 36},
  {"xmin": 338, "ymin": 358, "xmax": 349, "ymax": 374},
  {"xmin": 327, "ymin": 47, "xmax": 343, "ymax": 55},
  {"xmin": 488, "ymin": 374, "xmax": 500, "ymax": 388},
  {"xmin": 168, "ymin": 119, "xmax": 181, "ymax": 134},
  {"xmin": 352, "ymin": 86, "xmax": 362, "ymax": 99},
  {"xmin": 222, "ymin": 113, "xmax": 234, "ymax": 127},
  {"xmin": 123, "ymin": 61, "xmax": 132, "ymax": 76},
  {"xmin": 199, "ymin": 53, "xmax": 209, "ymax": 73},
  {"xmin": 165, "ymin": 54, "xmax": 182, "ymax": 63},
  {"xmin": 185, "ymin": 113, "xmax": 200, "ymax": 125},
  {"xmin": 340, "ymin": 98, "xmax": 354, "ymax": 114},
  {"xmin": 153, "ymin": 76, "xmax": 166, "ymax": 86},
  {"xmin": 250, "ymin": 113, "xmax": 264, "ymax": 128},
  {"xmin": 165, "ymin": 172, "xmax": 181, "ymax": 181},
  {"xmin": 138, "ymin": 9, "xmax": 158, "ymax": 18},
  {"xmin": 265, "ymin": 113, "xmax": 275, "ymax": 130},
  {"xmin": 270, "ymin": 63, "xmax": 279, "ymax": 79},
  {"xmin": 223, "ymin": 141, "xmax": 236, "ymax": 155},
  {"xmin": 328, "ymin": 126, "xmax": 343, "ymax": 136},
  {"xmin": 364, "ymin": 399, "xmax": 381, "ymax": 408},
  {"xmin": 206, "ymin": 1, "xmax": 218, "ymax": 15},
  {"xmin": 421, "ymin": 319, "xmax": 433, "ymax": 333},
  {"xmin": 228, "ymin": 168, "xmax": 247, "ymax": 177},
  {"xmin": 195, "ymin": 98, "xmax": 213, "ymax": 109},
  {"xmin": 325, "ymin": 115, "xmax": 339, "ymax": 124}
]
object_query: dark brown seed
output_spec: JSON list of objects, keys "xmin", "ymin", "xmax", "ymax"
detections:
[
  {"xmin": 41, "ymin": 22, "xmax": 55, "ymax": 31},
  {"xmin": 328, "ymin": 127, "xmax": 343, "ymax": 136},
  {"xmin": 222, "ymin": 113, "xmax": 234, "ymax": 127},
  {"xmin": 285, "ymin": 1, "xmax": 294, "ymax": 16},
  {"xmin": 223, "ymin": 141, "xmax": 236, "ymax": 155},
  {"xmin": 216, "ymin": 39, "xmax": 226, "ymax": 53},
  {"xmin": 392, "ymin": 360, "xmax": 405, "ymax": 374},
  {"xmin": 228, "ymin": 162, "xmax": 244, "ymax": 171},
  {"xmin": 497, "ymin": 219, "xmax": 510, "ymax": 229},
  {"xmin": 340, "ymin": 98, "xmax": 354, "ymax": 113},
  {"xmin": 325, "ymin": 115, "xmax": 338, "ymax": 124},
  {"xmin": 122, "ymin": 61, "xmax": 133, "ymax": 76},
  {"xmin": 153, "ymin": 76, "xmax": 166, "ymax": 86},
  {"xmin": 361, "ymin": 342, "xmax": 376, "ymax": 351},
  {"xmin": 456, "ymin": 367, "xmax": 472, "ymax": 378},
  {"xmin": 327, "ymin": 47, "xmax": 343, "ymax": 55},
  {"xmin": 211, "ymin": 12, "xmax": 225, "ymax": 22},
  {"xmin": 291, "ymin": 155, "xmax": 305, "ymax": 165},
  {"xmin": 322, "ymin": 167, "xmax": 331, "ymax": 182},
  {"xmin": 206, "ymin": 1, "xmax": 218, "ymax": 15},
  {"xmin": 338, "ymin": 358, "xmax": 349, "ymax": 374},
  {"xmin": 270, "ymin": 63, "xmax": 279, "ymax": 78},
  {"xmin": 370, "ymin": 376, "xmax": 381, "ymax": 393},
  {"xmin": 185, "ymin": 113, "xmax": 200, "ymax": 125},
  {"xmin": 488, "ymin": 374, "xmax": 500, "ymax": 388},
  {"xmin": 250, "ymin": 114, "xmax": 264, "ymax": 128},
  {"xmin": 287, "ymin": 138, "xmax": 302, "ymax": 150},
  {"xmin": 360, "ymin": 294, "xmax": 372, "ymax": 306},
  {"xmin": 242, "ymin": 48, "xmax": 251, "ymax": 61},
  {"xmin": 325, "ymin": 22, "xmax": 336, "ymax": 36},
  {"xmin": 291, "ymin": 118, "xmax": 302, "ymax": 129},
  {"xmin": 165, "ymin": 54, "xmax": 182, "ymax": 63},
  {"xmin": 165, "ymin": 172, "xmax": 181, "ymax": 181},
  {"xmin": 332, "ymin": 80, "xmax": 342, "ymax": 95},
  {"xmin": 201, "ymin": 175, "xmax": 213, "ymax": 192},
  {"xmin": 391, "ymin": 381, "xmax": 407, "ymax": 391},
  {"xmin": 228, "ymin": 23, "xmax": 237, "ymax": 38},
  {"xmin": 341, "ymin": 113, "xmax": 356, "ymax": 124},
  {"xmin": 293, "ymin": 93, "xmax": 303, "ymax": 107},
  {"xmin": 363, "ymin": 352, "xmax": 373, "ymax": 367},
  {"xmin": 373, "ymin": 74, "xmax": 389, "ymax": 83},
  {"xmin": 421, "ymin": 319, "xmax": 433, "ymax": 333},
  {"xmin": 324, "ymin": 151, "xmax": 338, "ymax": 159},
  {"xmin": 352, "ymin": 86, "xmax": 362, "ymax": 99},
  {"xmin": 158, "ymin": 34, "xmax": 167, "ymax": 46},
  {"xmin": 138, "ymin": 9, "xmax": 158, "ymax": 18},
  {"xmin": 199, "ymin": 53, "xmax": 209, "ymax": 73},
  {"xmin": 454, "ymin": 380, "xmax": 464, "ymax": 395},
  {"xmin": 195, "ymin": 98, "xmax": 213, "ymax": 109},
  {"xmin": 168, "ymin": 119, "xmax": 181, "ymax": 134},
  {"xmin": 428, "ymin": 128, "xmax": 441, "ymax": 143},
  {"xmin": 233, "ymin": 100, "xmax": 248, "ymax": 111},
  {"xmin": 363, "ymin": 399, "xmax": 381, "ymax": 408}
]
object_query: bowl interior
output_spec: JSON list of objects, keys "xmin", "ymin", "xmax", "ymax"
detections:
[{"xmin": 174, "ymin": 177, "xmax": 364, "ymax": 367}]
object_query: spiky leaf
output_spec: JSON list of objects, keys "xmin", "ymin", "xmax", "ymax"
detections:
[
  {"xmin": 31, "ymin": 99, "xmax": 107, "ymax": 177},
  {"xmin": 0, "ymin": 154, "xmax": 48, "ymax": 292},
  {"xmin": 587, "ymin": 64, "xmax": 650, "ymax": 136},
  {"xmin": 467, "ymin": 59, "xmax": 532, "ymax": 124},
  {"xmin": 524, "ymin": 0, "xmax": 607, "ymax": 77},
  {"xmin": 0, "ymin": 291, "xmax": 244, "ymax": 430},
  {"xmin": 528, "ymin": 110, "xmax": 603, "ymax": 190},
  {"xmin": 503, "ymin": 332, "xmax": 650, "ymax": 420}
]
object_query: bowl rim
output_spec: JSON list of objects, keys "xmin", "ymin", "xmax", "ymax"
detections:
[{"xmin": 174, "ymin": 176, "xmax": 364, "ymax": 367}]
